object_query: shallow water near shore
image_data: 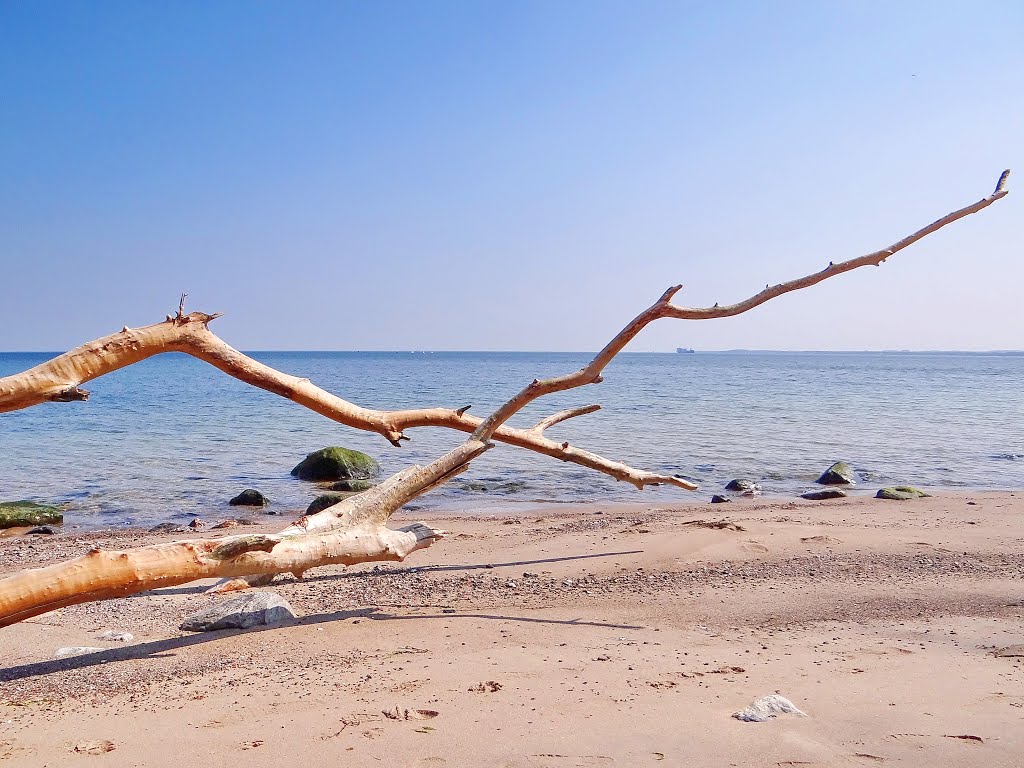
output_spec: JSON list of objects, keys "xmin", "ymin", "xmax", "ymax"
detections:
[{"xmin": 1, "ymin": 350, "xmax": 1022, "ymax": 529}]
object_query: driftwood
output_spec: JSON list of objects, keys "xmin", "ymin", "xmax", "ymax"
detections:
[{"xmin": 0, "ymin": 170, "xmax": 1010, "ymax": 628}]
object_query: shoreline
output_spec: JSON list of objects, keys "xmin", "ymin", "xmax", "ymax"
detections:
[
  {"xmin": 2, "ymin": 491, "xmax": 1022, "ymax": 766},
  {"xmin": 3, "ymin": 484, "xmax": 1020, "ymax": 536}
]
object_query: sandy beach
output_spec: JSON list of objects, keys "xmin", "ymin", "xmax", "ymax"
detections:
[{"xmin": 0, "ymin": 491, "xmax": 1021, "ymax": 767}]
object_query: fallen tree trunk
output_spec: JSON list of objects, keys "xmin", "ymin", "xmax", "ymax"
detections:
[
  {"xmin": 0, "ymin": 523, "xmax": 443, "ymax": 628},
  {"xmin": 0, "ymin": 170, "xmax": 1011, "ymax": 627},
  {"xmin": 0, "ymin": 440, "xmax": 490, "ymax": 627}
]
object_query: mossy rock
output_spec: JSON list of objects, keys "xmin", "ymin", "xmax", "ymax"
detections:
[
  {"xmin": 328, "ymin": 479, "xmax": 374, "ymax": 493},
  {"xmin": 306, "ymin": 493, "xmax": 348, "ymax": 515},
  {"xmin": 876, "ymin": 486, "xmax": 930, "ymax": 501},
  {"xmin": 815, "ymin": 461, "xmax": 856, "ymax": 485},
  {"xmin": 229, "ymin": 489, "xmax": 270, "ymax": 507},
  {"xmin": 291, "ymin": 447, "xmax": 380, "ymax": 482},
  {"xmin": 801, "ymin": 488, "xmax": 847, "ymax": 501},
  {"xmin": 0, "ymin": 501, "xmax": 63, "ymax": 529}
]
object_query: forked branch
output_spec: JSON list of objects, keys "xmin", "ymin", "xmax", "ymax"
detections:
[
  {"xmin": 0, "ymin": 170, "xmax": 1010, "ymax": 492},
  {"xmin": 0, "ymin": 170, "xmax": 1010, "ymax": 627}
]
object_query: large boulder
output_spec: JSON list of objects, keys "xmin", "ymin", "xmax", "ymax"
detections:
[
  {"xmin": 291, "ymin": 447, "xmax": 380, "ymax": 481},
  {"xmin": 180, "ymin": 592, "xmax": 297, "ymax": 632},
  {"xmin": 0, "ymin": 501, "xmax": 63, "ymax": 529},
  {"xmin": 229, "ymin": 489, "xmax": 270, "ymax": 507},
  {"xmin": 815, "ymin": 461, "xmax": 856, "ymax": 485}
]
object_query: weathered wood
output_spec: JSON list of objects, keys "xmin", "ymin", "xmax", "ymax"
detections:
[{"xmin": 0, "ymin": 170, "xmax": 1010, "ymax": 627}]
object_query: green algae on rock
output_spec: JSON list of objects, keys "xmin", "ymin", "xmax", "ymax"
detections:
[
  {"xmin": 801, "ymin": 488, "xmax": 847, "ymax": 500},
  {"xmin": 876, "ymin": 486, "xmax": 930, "ymax": 501},
  {"xmin": 0, "ymin": 501, "xmax": 63, "ymax": 529},
  {"xmin": 327, "ymin": 479, "xmax": 374, "ymax": 493},
  {"xmin": 815, "ymin": 461, "xmax": 856, "ymax": 485},
  {"xmin": 291, "ymin": 447, "xmax": 381, "ymax": 482}
]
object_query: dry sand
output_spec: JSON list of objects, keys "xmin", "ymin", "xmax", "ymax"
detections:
[{"xmin": 1, "ymin": 491, "xmax": 1022, "ymax": 767}]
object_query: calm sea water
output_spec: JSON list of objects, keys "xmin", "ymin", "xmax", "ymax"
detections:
[{"xmin": 1, "ymin": 351, "xmax": 1021, "ymax": 529}]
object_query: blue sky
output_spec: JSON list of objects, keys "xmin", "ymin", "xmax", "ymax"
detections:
[{"xmin": 1, "ymin": 1, "xmax": 1021, "ymax": 351}]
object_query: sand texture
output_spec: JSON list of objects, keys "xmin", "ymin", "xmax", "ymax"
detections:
[{"xmin": 1, "ymin": 491, "xmax": 1022, "ymax": 766}]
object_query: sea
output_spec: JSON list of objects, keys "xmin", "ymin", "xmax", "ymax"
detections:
[{"xmin": 1, "ymin": 351, "xmax": 1021, "ymax": 530}]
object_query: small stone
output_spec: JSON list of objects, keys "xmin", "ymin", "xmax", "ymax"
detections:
[
  {"xmin": 55, "ymin": 646, "xmax": 103, "ymax": 658},
  {"xmin": 800, "ymin": 488, "xmax": 847, "ymax": 500},
  {"xmin": 188, "ymin": 518, "xmax": 204, "ymax": 530},
  {"xmin": 229, "ymin": 489, "xmax": 270, "ymax": 507},
  {"xmin": 96, "ymin": 630, "xmax": 134, "ymax": 642},
  {"xmin": 180, "ymin": 592, "xmax": 297, "ymax": 632},
  {"xmin": 815, "ymin": 461, "xmax": 857, "ymax": 485},
  {"xmin": 733, "ymin": 694, "xmax": 807, "ymax": 722},
  {"xmin": 725, "ymin": 479, "xmax": 761, "ymax": 493},
  {"xmin": 710, "ymin": 495, "xmax": 731, "ymax": 504}
]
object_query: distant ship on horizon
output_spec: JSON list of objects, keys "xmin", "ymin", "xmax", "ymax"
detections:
[{"xmin": 676, "ymin": 347, "xmax": 695, "ymax": 354}]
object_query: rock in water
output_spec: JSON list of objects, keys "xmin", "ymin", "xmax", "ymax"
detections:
[
  {"xmin": 291, "ymin": 447, "xmax": 381, "ymax": 481},
  {"xmin": 800, "ymin": 488, "xmax": 847, "ymax": 500},
  {"xmin": 815, "ymin": 461, "xmax": 856, "ymax": 485},
  {"xmin": 710, "ymin": 495, "xmax": 732, "ymax": 504},
  {"xmin": 229, "ymin": 489, "xmax": 270, "ymax": 507},
  {"xmin": 328, "ymin": 479, "xmax": 374, "ymax": 492},
  {"xmin": 306, "ymin": 493, "xmax": 347, "ymax": 515},
  {"xmin": 180, "ymin": 592, "xmax": 297, "ymax": 632},
  {"xmin": 725, "ymin": 479, "xmax": 761, "ymax": 493},
  {"xmin": 876, "ymin": 486, "xmax": 930, "ymax": 500},
  {"xmin": 733, "ymin": 695, "xmax": 807, "ymax": 722},
  {"xmin": 0, "ymin": 500, "xmax": 63, "ymax": 529}
]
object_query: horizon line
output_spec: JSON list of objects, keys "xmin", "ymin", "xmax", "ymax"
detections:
[{"xmin": 3, "ymin": 348, "xmax": 1024, "ymax": 356}]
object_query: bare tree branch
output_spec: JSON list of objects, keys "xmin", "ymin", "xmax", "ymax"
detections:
[
  {"xmin": 0, "ymin": 169, "xmax": 1010, "ymax": 494},
  {"xmin": 469, "ymin": 170, "xmax": 1011, "ymax": 442},
  {"xmin": 0, "ymin": 170, "xmax": 1010, "ymax": 626},
  {"xmin": 530, "ymin": 405, "xmax": 602, "ymax": 434}
]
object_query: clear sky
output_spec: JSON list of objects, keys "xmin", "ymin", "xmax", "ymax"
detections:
[{"xmin": 1, "ymin": 1, "xmax": 1021, "ymax": 352}]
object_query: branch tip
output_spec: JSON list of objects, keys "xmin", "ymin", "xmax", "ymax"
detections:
[
  {"xmin": 995, "ymin": 169, "xmax": 1011, "ymax": 195},
  {"xmin": 659, "ymin": 285, "xmax": 684, "ymax": 303}
]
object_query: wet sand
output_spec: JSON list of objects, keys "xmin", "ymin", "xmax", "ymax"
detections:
[{"xmin": 1, "ymin": 491, "xmax": 1022, "ymax": 767}]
